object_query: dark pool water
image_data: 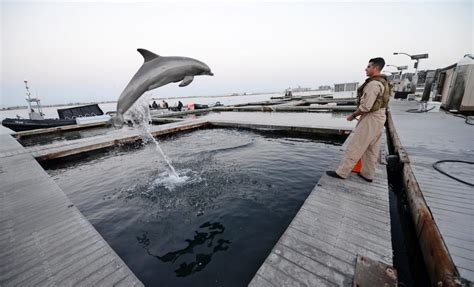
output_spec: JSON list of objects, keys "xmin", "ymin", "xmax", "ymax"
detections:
[{"xmin": 47, "ymin": 128, "xmax": 344, "ymax": 286}]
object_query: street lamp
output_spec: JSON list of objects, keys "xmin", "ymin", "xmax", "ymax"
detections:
[
  {"xmin": 394, "ymin": 52, "xmax": 429, "ymax": 93},
  {"xmin": 393, "ymin": 52, "xmax": 429, "ymax": 73}
]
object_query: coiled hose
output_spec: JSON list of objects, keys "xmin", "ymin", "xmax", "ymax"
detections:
[{"xmin": 432, "ymin": 160, "xmax": 474, "ymax": 187}]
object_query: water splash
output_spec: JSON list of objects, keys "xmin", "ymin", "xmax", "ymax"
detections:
[{"xmin": 124, "ymin": 95, "xmax": 181, "ymax": 180}]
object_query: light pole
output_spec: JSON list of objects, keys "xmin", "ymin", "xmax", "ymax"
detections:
[
  {"xmin": 393, "ymin": 52, "xmax": 429, "ymax": 93},
  {"xmin": 393, "ymin": 52, "xmax": 429, "ymax": 73}
]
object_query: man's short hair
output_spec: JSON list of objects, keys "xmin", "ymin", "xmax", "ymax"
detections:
[{"xmin": 369, "ymin": 57, "xmax": 385, "ymax": 71}]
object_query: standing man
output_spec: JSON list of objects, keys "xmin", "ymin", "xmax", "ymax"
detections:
[{"xmin": 326, "ymin": 57, "xmax": 390, "ymax": 182}]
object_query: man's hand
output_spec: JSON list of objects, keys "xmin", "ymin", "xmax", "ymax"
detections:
[{"xmin": 346, "ymin": 114, "xmax": 355, "ymax": 121}]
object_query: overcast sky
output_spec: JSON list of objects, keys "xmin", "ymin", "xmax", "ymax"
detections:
[{"xmin": 1, "ymin": 1, "xmax": 472, "ymax": 107}]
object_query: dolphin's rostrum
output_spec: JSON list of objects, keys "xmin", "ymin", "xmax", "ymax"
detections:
[{"xmin": 113, "ymin": 49, "xmax": 214, "ymax": 127}]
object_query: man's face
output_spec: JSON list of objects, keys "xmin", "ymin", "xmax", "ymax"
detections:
[{"xmin": 365, "ymin": 62, "xmax": 379, "ymax": 77}]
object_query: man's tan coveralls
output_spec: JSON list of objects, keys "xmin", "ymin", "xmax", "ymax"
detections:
[{"xmin": 335, "ymin": 80, "xmax": 386, "ymax": 180}]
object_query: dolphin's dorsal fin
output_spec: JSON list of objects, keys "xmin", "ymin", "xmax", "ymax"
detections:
[{"xmin": 137, "ymin": 48, "xmax": 160, "ymax": 62}]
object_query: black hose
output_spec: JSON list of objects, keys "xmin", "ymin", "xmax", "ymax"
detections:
[
  {"xmin": 446, "ymin": 112, "xmax": 474, "ymax": 125},
  {"xmin": 432, "ymin": 160, "xmax": 474, "ymax": 187},
  {"xmin": 466, "ymin": 116, "xmax": 474, "ymax": 125}
]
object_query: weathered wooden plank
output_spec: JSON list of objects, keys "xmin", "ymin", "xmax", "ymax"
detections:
[
  {"xmin": 302, "ymin": 199, "xmax": 390, "ymax": 228},
  {"xmin": 295, "ymin": 207, "xmax": 391, "ymax": 244},
  {"xmin": 27, "ymin": 119, "xmax": 210, "ymax": 161},
  {"xmin": 250, "ymin": 131, "xmax": 393, "ymax": 286},
  {"xmin": 254, "ymin": 262, "xmax": 306, "ymax": 287},
  {"xmin": 0, "ymin": 134, "xmax": 143, "ymax": 287},
  {"xmin": 310, "ymin": 186, "xmax": 390, "ymax": 213},
  {"xmin": 249, "ymin": 274, "xmax": 275, "ymax": 287},
  {"xmin": 278, "ymin": 232, "xmax": 355, "ymax": 275},
  {"xmin": 290, "ymin": 217, "xmax": 392, "ymax": 262},
  {"xmin": 389, "ymin": 100, "xmax": 473, "ymax": 284},
  {"xmin": 263, "ymin": 252, "xmax": 336, "ymax": 286},
  {"xmin": 208, "ymin": 120, "xmax": 352, "ymax": 137},
  {"xmin": 13, "ymin": 121, "xmax": 109, "ymax": 138},
  {"xmin": 274, "ymin": 243, "xmax": 349, "ymax": 285}
]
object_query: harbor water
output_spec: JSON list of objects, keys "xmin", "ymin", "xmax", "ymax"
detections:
[
  {"xmin": 46, "ymin": 128, "xmax": 344, "ymax": 286},
  {"xmin": 0, "ymin": 93, "xmax": 280, "ymax": 121}
]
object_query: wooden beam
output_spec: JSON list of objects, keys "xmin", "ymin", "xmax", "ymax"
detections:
[
  {"xmin": 34, "ymin": 121, "xmax": 211, "ymax": 161},
  {"xmin": 208, "ymin": 120, "xmax": 352, "ymax": 137},
  {"xmin": 14, "ymin": 121, "xmax": 109, "ymax": 138}
]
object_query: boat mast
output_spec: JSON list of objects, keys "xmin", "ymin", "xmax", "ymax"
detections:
[
  {"xmin": 24, "ymin": 80, "xmax": 44, "ymax": 120},
  {"xmin": 24, "ymin": 80, "xmax": 32, "ymax": 112}
]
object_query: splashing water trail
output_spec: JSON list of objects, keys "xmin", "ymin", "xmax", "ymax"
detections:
[{"xmin": 124, "ymin": 95, "xmax": 181, "ymax": 180}]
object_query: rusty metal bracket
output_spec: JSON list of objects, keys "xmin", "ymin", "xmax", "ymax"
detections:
[{"xmin": 353, "ymin": 255, "xmax": 397, "ymax": 287}]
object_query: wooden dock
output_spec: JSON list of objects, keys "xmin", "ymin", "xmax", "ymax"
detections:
[
  {"xmin": 0, "ymin": 134, "xmax": 143, "ymax": 286},
  {"xmin": 249, "ymin": 133, "xmax": 394, "ymax": 286},
  {"xmin": 24, "ymin": 119, "xmax": 210, "ymax": 161},
  {"xmin": 389, "ymin": 100, "xmax": 474, "ymax": 283},
  {"xmin": 2, "ymin": 109, "xmax": 395, "ymax": 286},
  {"xmin": 13, "ymin": 121, "xmax": 109, "ymax": 139}
]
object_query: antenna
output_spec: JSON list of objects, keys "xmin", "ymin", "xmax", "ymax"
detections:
[{"xmin": 24, "ymin": 80, "xmax": 33, "ymax": 112}]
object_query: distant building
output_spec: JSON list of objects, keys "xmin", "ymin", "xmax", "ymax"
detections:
[
  {"xmin": 333, "ymin": 82, "xmax": 359, "ymax": 98},
  {"xmin": 291, "ymin": 86, "xmax": 312, "ymax": 92},
  {"xmin": 317, "ymin": 85, "xmax": 332, "ymax": 91},
  {"xmin": 334, "ymin": 82, "xmax": 358, "ymax": 92}
]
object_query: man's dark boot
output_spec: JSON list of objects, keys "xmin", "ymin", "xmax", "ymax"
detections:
[
  {"xmin": 357, "ymin": 172, "xmax": 373, "ymax": 183},
  {"xmin": 326, "ymin": 171, "xmax": 344, "ymax": 179}
]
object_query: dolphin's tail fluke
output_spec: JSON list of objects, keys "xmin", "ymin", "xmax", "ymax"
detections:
[{"xmin": 112, "ymin": 113, "xmax": 124, "ymax": 128}]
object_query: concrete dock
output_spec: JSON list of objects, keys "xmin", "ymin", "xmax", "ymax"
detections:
[
  {"xmin": 389, "ymin": 100, "xmax": 474, "ymax": 283},
  {"xmin": 0, "ymin": 134, "xmax": 143, "ymax": 286}
]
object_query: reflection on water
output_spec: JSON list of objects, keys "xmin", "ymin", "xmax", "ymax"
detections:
[{"xmin": 137, "ymin": 222, "xmax": 231, "ymax": 277}]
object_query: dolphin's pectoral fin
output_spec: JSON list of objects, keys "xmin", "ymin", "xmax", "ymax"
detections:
[
  {"xmin": 137, "ymin": 48, "xmax": 160, "ymax": 62},
  {"xmin": 179, "ymin": 75, "xmax": 194, "ymax": 87}
]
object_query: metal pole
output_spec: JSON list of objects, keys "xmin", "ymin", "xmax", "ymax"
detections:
[{"xmin": 24, "ymin": 80, "xmax": 33, "ymax": 112}]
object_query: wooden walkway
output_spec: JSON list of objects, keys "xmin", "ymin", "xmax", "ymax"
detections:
[
  {"xmin": 390, "ymin": 100, "xmax": 474, "ymax": 282},
  {"xmin": 22, "ymin": 119, "xmax": 210, "ymax": 161},
  {"xmin": 249, "ymin": 134, "xmax": 393, "ymax": 286},
  {"xmin": 0, "ymin": 134, "xmax": 143, "ymax": 286}
]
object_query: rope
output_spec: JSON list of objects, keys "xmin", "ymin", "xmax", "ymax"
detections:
[{"xmin": 432, "ymin": 160, "xmax": 474, "ymax": 187}]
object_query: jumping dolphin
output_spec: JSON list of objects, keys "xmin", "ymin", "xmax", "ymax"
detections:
[{"xmin": 113, "ymin": 49, "xmax": 214, "ymax": 127}]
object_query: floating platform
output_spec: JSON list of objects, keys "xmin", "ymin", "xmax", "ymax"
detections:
[
  {"xmin": 19, "ymin": 119, "xmax": 352, "ymax": 162},
  {"xmin": 0, "ymin": 134, "xmax": 143, "ymax": 286},
  {"xmin": 249, "ymin": 134, "xmax": 394, "ymax": 286}
]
